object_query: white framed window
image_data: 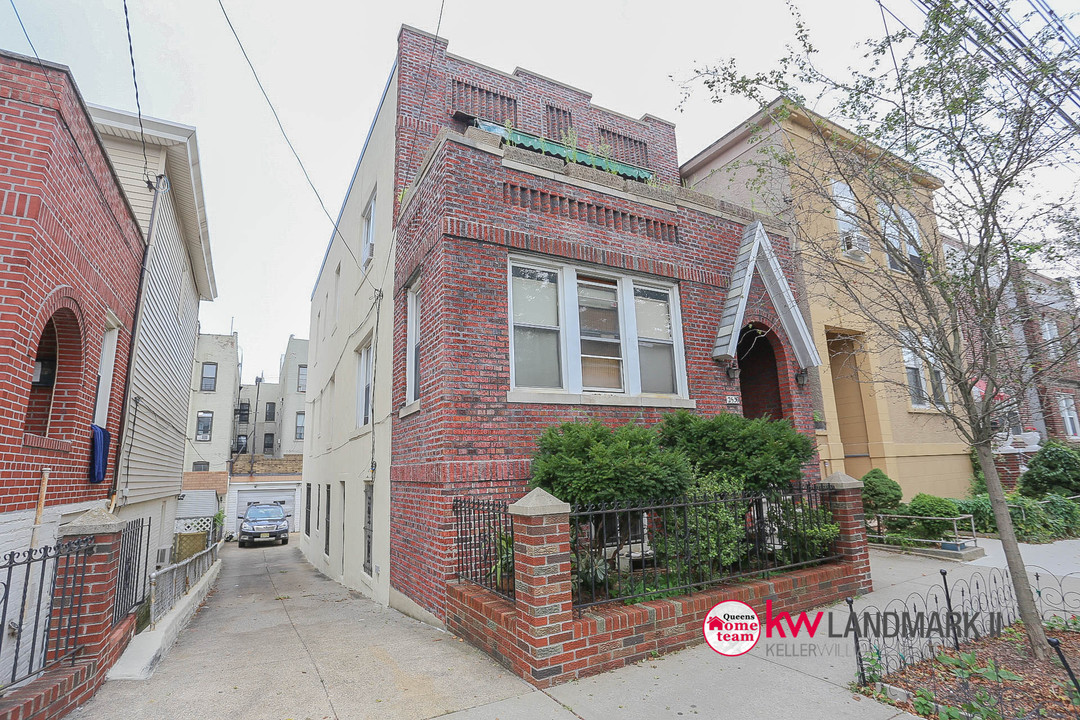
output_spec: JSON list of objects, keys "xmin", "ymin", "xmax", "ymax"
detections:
[
  {"xmin": 1059, "ymin": 395, "xmax": 1080, "ymax": 438},
  {"xmin": 901, "ymin": 333, "xmax": 947, "ymax": 408},
  {"xmin": 361, "ymin": 191, "xmax": 376, "ymax": 268},
  {"xmin": 93, "ymin": 321, "xmax": 120, "ymax": 426},
  {"xmin": 297, "ymin": 365, "xmax": 308, "ymax": 393},
  {"xmin": 295, "ymin": 411, "xmax": 305, "ymax": 440},
  {"xmin": 195, "ymin": 411, "xmax": 213, "ymax": 441},
  {"xmin": 508, "ymin": 259, "xmax": 687, "ymax": 397},
  {"xmin": 880, "ymin": 203, "xmax": 920, "ymax": 271},
  {"xmin": 199, "ymin": 362, "xmax": 218, "ymax": 392},
  {"xmin": 332, "ymin": 264, "xmax": 341, "ymax": 331},
  {"xmin": 356, "ymin": 342, "xmax": 374, "ymax": 427},
  {"xmin": 406, "ymin": 284, "xmax": 421, "ymax": 404},
  {"xmin": 1041, "ymin": 318, "xmax": 1062, "ymax": 360}
]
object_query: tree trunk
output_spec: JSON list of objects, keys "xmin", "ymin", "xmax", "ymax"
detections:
[{"xmin": 973, "ymin": 441, "xmax": 1048, "ymax": 660}]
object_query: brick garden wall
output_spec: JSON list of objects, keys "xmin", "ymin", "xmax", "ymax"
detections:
[
  {"xmin": 446, "ymin": 482, "xmax": 871, "ymax": 687},
  {"xmin": 0, "ymin": 53, "xmax": 143, "ymax": 515}
]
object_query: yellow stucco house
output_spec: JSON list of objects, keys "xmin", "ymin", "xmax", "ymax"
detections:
[{"xmin": 681, "ymin": 100, "xmax": 970, "ymax": 498}]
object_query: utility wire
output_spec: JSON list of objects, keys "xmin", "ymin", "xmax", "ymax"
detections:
[
  {"xmin": 7, "ymin": 0, "xmax": 139, "ymax": 249},
  {"xmin": 408, "ymin": 0, "xmax": 447, "ymax": 184},
  {"xmin": 215, "ymin": 0, "xmax": 361, "ymax": 271},
  {"xmin": 121, "ymin": 0, "xmax": 152, "ymax": 186}
]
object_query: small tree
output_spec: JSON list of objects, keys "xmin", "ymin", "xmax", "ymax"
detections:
[{"xmin": 686, "ymin": 0, "xmax": 1080, "ymax": 658}]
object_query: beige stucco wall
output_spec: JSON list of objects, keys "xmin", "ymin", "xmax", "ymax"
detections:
[
  {"xmin": 184, "ymin": 333, "xmax": 240, "ymax": 472},
  {"xmin": 684, "ymin": 113, "xmax": 970, "ymax": 499},
  {"xmin": 300, "ymin": 67, "xmax": 398, "ymax": 606}
]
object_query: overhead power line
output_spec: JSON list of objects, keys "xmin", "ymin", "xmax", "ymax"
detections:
[
  {"xmin": 121, "ymin": 0, "xmax": 152, "ymax": 186},
  {"xmin": 215, "ymin": 0, "xmax": 361, "ymax": 271}
]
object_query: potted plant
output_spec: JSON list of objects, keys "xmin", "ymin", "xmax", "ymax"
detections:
[{"xmin": 813, "ymin": 411, "xmax": 827, "ymax": 431}]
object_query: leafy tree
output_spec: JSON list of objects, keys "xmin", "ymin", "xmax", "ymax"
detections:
[
  {"xmin": 686, "ymin": 0, "xmax": 1080, "ymax": 658},
  {"xmin": 656, "ymin": 409, "xmax": 813, "ymax": 494},
  {"xmin": 530, "ymin": 421, "xmax": 692, "ymax": 506}
]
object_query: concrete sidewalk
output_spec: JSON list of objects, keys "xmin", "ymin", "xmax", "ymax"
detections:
[{"xmin": 72, "ymin": 540, "xmax": 1070, "ymax": 720}]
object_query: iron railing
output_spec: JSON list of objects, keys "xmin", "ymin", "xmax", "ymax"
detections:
[
  {"xmin": 570, "ymin": 483, "xmax": 841, "ymax": 611},
  {"xmin": 148, "ymin": 539, "xmax": 223, "ymax": 628},
  {"xmin": 112, "ymin": 518, "xmax": 151, "ymax": 625},
  {"xmin": 452, "ymin": 498, "xmax": 515, "ymax": 602},
  {"xmin": 867, "ymin": 512, "xmax": 979, "ymax": 548},
  {"xmin": 0, "ymin": 536, "xmax": 93, "ymax": 692}
]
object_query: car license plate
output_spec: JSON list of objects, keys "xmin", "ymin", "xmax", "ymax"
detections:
[{"xmin": 260, "ymin": 533, "xmax": 269, "ymax": 538}]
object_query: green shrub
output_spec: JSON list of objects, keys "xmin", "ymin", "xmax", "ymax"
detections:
[
  {"xmin": 656, "ymin": 410, "xmax": 813, "ymax": 495},
  {"xmin": 861, "ymin": 469, "xmax": 903, "ymax": 517},
  {"xmin": 652, "ymin": 473, "xmax": 745, "ymax": 580},
  {"xmin": 1041, "ymin": 493, "xmax": 1080, "ymax": 536},
  {"xmin": 769, "ymin": 502, "xmax": 841, "ymax": 564},
  {"xmin": 1007, "ymin": 493, "xmax": 1056, "ymax": 542},
  {"xmin": 954, "ymin": 495, "xmax": 996, "ymax": 533},
  {"xmin": 907, "ymin": 494, "xmax": 961, "ymax": 540},
  {"xmin": 1019, "ymin": 441, "xmax": 1080, "ymax": 497},
  {"xmin": 531, "ymin": 421, "xmax": 693, "ymax": 506}
]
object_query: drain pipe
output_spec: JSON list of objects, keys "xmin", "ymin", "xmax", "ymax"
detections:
[
  {"xmin": 109, "ymin": 174, "xmax": 165, "ymax": 509},
  {"xmin": 28, "ymin": 467, "xmax": 50, "ymax": 550}
]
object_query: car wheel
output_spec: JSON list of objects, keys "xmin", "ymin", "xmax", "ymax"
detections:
[{"xmin": 281, "ymin": 536, "xmax": 289, "ymax": 545}]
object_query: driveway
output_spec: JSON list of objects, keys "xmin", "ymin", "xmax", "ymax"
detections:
[
  {"xmin": 70, "ymin": 542, "xmax": 535, "ymax": 720},
  {"xmin": 78, "ymin": 540, "xmax": 1071, "ymax": 719}
]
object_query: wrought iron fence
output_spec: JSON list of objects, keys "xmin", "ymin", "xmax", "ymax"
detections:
[
  {"xmin": 112, "ymin": 517, "xmax": 152, "ymax": 625},
  {"xmin": 569, "ymin": 483, "xmax": 841, "ymax": 611},
  {"xmin": 452, "ymin": 497, "xmax": 515, "ymax": 602},
  {"xmin": 148, "ymin": 539, "xmax": 223, "ymax": 628},
  {"xmin": 851, "ymin": 566, "xmax": 1080, "ymax": 719},
  {"xmin": 0, "ymin": 536, "xmax": 93, "ymax": 692}
]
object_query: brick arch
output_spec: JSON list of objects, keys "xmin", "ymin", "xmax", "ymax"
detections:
[
  {"xmin": 26, "ymin": 288, "xmax": 86, "ymax": 359},
  {"xmin": 736, "ymin": 318, "xmax": 795, "ymax": 421},
  {"xmin": 23, "ymin": 289, "xmax": 86, "ymax": 441}
]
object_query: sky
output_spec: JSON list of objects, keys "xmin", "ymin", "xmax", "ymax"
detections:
[{"xmin": 2, "ymin": 0, "xmax": 1076, "ymax": 382}]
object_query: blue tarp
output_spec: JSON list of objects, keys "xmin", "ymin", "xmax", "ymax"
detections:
[{"xmin": 89, "ymin": 424, "xmax": 110, "ymax": 483}]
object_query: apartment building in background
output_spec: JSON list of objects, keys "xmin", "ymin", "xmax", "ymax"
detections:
[
  {"xmin": 183, "ymin": 332, "xmax": 241, "ymax": 474},
  {"xmin": 301, "ymin": 27, "xmax": 819, "ymax": 623},
  {"xmin": 681, "ymin": 100, "xmax": 970, "ymax": 499}
]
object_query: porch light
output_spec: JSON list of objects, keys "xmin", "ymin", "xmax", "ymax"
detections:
[
  {"xmin": 795, "ymin": 368, "xmax": 809, "ymax": 386},
  {"xmin": 725, "ymin": 363, "xmax": 740, "ymax": 380}
]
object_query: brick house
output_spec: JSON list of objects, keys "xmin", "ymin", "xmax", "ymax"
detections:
[
  {"xmin": 0, "ymin": 50, "xmax": 144, "ymax": 552},
  {"xmin": 991, "ymin": 267, "xmax": 1080, "ymax": 487},
  {"xmin": 301, "ymin": 26, "xmax": 819, "ymax": 624}
]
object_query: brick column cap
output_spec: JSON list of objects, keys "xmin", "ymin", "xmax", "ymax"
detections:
[
  {"xmin": 822, "ymin": 472, "xmax": 863, "ymax": 491},
  {"xmin": 58, "ymin": 507, "xmax": 125, "ymax": 537},
  {"xmin": 509, "ymin": 488, "xmax": 570, "ymax": 517}
]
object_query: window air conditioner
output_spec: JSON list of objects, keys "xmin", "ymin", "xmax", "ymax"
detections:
[{"xmin": 841, "ymin": 231, "xmax": 870, "ymax": 258}]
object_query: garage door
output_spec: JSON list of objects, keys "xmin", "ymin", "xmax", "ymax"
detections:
[{"xmin": 237, "ymin": 489, "xmax": 297, "ymax": 531}]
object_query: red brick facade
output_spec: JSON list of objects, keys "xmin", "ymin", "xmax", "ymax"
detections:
[
  {"xmin": 0, "ymin": 53, "xmax": 143, "ymax": 513},
  {"xmin": 386, "ymin": 29, "xmax": 817, "ymax": 620}
]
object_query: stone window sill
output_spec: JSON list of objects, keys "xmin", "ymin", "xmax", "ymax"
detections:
[
  {"xmin": 506, "ymin": 390, "xmax": 696, "ymax": 409},
  {"xmin": 23, "ymin": 433, "xmax": 71, "ymax": 453},
  {"xmin": 399, "ymin": 400, "xmax": 421, "ymax": 418}
]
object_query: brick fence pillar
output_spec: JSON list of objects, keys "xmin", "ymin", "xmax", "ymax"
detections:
[
  {"xmin": 823, "ymin": 472, "xmax": 873, "ymax": 595},
  {"xmin": 508, "ymin": 488, "xmax": 575, "ymax": 687},
  {"xmin": 55, "ymin": 507, "xmax": 127, "ymax": 660}
]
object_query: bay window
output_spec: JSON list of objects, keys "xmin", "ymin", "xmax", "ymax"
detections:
[{"xmin": 508, "ymin": 260, "xmax": 686, "ymax": 397}]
